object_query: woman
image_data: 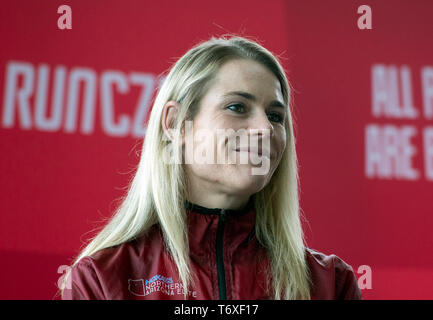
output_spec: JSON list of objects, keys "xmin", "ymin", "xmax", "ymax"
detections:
[{"xmin": 60, "ymin": 35, "xmax": 362, "ymax": 300}]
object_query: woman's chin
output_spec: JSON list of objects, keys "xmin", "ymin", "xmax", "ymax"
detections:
[{"xmin": 228, "ymin": 165, "xmax": 270, "ymax": 191}]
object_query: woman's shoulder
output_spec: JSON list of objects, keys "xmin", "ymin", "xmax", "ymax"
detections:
[
  {"xmin": 304, "ymin": 247, "xmax": 362, "ymax": 299},
  {"xmin": 74, "ymin": 225, "xmax": 163, "ymax": 271},
  {"xmin": 63, "ymin": 226, "xmax": 164, "ymax": 299},
  {"xmin": 305, "ymin": 247, "xmax": 354, "ymax": 271}
]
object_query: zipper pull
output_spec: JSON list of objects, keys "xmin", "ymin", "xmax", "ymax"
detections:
[{"xmin": 220, "ymin": 209, "xmax": 226, "ymax": 222}]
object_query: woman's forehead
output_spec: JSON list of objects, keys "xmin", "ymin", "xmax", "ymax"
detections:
[
  {"xmin": 216, "ymin": 59, "xmax": 279, "ymax": 85},
  {"xmin": 209, "ymin": 60, "xmax": 283, "ymax": 100}
]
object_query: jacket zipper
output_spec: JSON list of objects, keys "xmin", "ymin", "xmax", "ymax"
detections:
[{"xmin": 216, "ymin": 209, "xmax": 227, "ymax": 300}]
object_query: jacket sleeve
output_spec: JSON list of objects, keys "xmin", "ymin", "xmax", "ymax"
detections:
[
  {"xmin": 333, "ymin": 255, "xmax": 363, "ymax": 300},
  {"xmin": 62, "ymin": 257, "xmax": 106, "ymax": 300}
]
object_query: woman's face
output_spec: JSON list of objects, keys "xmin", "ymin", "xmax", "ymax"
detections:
[{"xmin": 182, "ymin": 58, "xmax": 287, "ymax": 206}]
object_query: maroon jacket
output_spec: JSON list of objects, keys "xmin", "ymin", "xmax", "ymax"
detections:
[{"xmin": 62, "ymin": 200, "xmax": 362, "ymax": 300}]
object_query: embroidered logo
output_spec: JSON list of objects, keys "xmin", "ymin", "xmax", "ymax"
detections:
[{"xmin": 128, "ymin": 274, "xmax": 197, "ymax": 297}]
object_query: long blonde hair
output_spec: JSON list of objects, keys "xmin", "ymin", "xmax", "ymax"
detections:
[{"xmin": 61, "ymin": 34, "xmax": 311, "ymax": 299}]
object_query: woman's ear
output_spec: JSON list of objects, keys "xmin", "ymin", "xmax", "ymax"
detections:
[{"xmin": 161, "ymin": 100, "xmax": 184, "ymax": 145}]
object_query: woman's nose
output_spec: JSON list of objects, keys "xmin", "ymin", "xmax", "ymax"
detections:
[{"xmin": 248, "ymin": 111, "xmax": 274, "ymax": 139}]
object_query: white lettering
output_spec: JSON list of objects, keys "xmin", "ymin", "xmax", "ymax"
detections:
[
  {"xmin": 175, "ymin": 304, "xmax": 208, "ymax": 317},
  {"xmin": 371, "ymin": 65, "xmax": 419, "ymax": 119},
  {"xmin": 2, "ymin": 61, "xmax": 34, "ymax": 129},
  {"xmin": 1, "ymin": 60, "xmax": 160, "ymax": 138},
  {"xmin": 357, "ymin": 265, "xmax": 372, "ymax": 289},
  {"xmin": 101, "ymin": 71, "xmax": 130, "ymax": 137},
  {"xmin": 423, "ymin": 127, "xmax": 433, "ymax": 181},
  {"xmin": 357, "ymin": 5, "xmax": 372, "ymax": 30},
  {"xmin": 57, "ymin": 5, "xmax": 72, "ymax": 30},
  {"xmin": 421, "ymin": 67, "xmax": 433, "ymax": 119},
  {"xmin": 65, "ymin": 68, "xmax": 97, "ymax": 134},
  {"xmin": 130, "ymin": 73, "xmax": 156, "ymax": 138},
  {"xmin": 35, "ymin": 64, "xmax": 66, "ymax": 131},
  {"xmin": 365, "ymin": 124, "xmax": 419, "ymax": 180}
]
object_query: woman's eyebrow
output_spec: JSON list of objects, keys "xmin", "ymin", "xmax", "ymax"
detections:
[{"xmin": 221, "ymin": 91, "xmax": 286, "ymax": 110}]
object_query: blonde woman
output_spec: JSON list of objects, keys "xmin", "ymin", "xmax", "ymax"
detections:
[{"xmin": 60, "ymin": 35, "xmax": 362, "ymax": 300}]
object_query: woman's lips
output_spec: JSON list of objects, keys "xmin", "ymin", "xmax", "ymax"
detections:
[
  {"xmin": 234, "ymin": 147, "xmax": 271, "ymax": 158},
  {"xmin": 235, "ymin": 148, "xmax": 261, "ymax": 156}
]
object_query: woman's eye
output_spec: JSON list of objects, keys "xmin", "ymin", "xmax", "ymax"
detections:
[
  {"xmin": 226, "ymin": 104, "xmax": 284, "ymax": 123},
  {"xmin": 267, "ymin": 113, "xmax": 284, "ymax": 123},
  {"xmin": 227, "ymin": 104, "xmax": 245, "ymax": 113}
]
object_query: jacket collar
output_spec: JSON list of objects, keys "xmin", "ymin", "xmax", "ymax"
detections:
[
  {"xmin": 184, "ymin": 197, "xmax": 254, "ymax": 216},
  {"xmin": 184, "ymin": 197, "xmax": 257, "ymax": 257}
]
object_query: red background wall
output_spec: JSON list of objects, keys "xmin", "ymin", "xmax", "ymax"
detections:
[{"xmin": 1, "ymin": 0, "xmax": 432, "ymax": 299}]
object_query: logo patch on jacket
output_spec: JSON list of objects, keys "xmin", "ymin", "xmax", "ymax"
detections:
[{"xmin": 128, "ymin": 274, "xmax": 197, "ymax": 297}]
